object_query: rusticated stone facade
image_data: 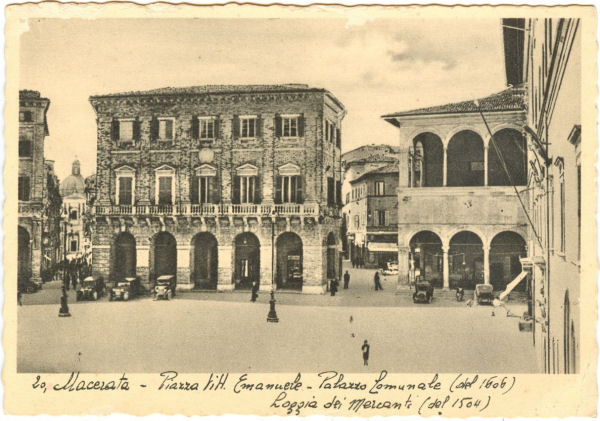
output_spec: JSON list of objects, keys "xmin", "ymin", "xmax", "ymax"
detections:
[
  {"xmin": 89, "ymin": 84, "xmax": 345, "ymax": 294},
  {"xmin": 18, "ymin": 90, "xmax": 51, "ymax": 286}
]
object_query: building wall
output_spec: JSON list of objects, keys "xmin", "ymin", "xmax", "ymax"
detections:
[
  {"xmin": 389, "ymin": 111, "xmax": 528, "ymax": 289},
  {"xmin": 18, "ymin": 91, "xmax": 50, "ymax": 284},
  {"xmin": 90, "ymin": 87, "xmax": 345, "ymax": 293},
  {"xmin": 524, "ymin": 19, "xmax": 581, "ymax": 374}
]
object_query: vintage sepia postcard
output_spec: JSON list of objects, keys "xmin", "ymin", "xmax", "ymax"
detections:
[{"xmin": 3, "ymin": 1, "xmax": 598, "ymax": 417}]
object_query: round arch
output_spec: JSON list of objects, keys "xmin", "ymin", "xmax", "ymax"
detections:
[
  {"xmin": 443, "ymin": 126, "xmax": 487, "ymax": 148},
  {"xmin": 448, "ymin": 230, "xmax": 484, "ymax": 289},
  {"xmin": 446, "ymin": 130, "xmax": 485, "ymax": 187},
  {"xmin": 489, "ymin": 231, "xmax": 527, "ymax": 291},
  {"xmin": 191, "ymin": 232, "xmax": 218, "ymax": 289},
  {"xmin": 112, "ymin": 231, "xmax": 136, "ymax": 282},
  {"xmin": 409, "ymin": 230, "xmax": 443, "ymax": 287},
  {"xmin": 234, "ymin": 232, "xmax": 260, "ymax": 290},
  {"xmin": 18, "ymin": 226, "xmax": 31, "ymax": 283},
  {"xmin": 326, "ymin": 232, "xmax": 337, "ymax": 280},
  {"xmin": 412, "ymin": 132, "xmax": 444, "ymax": 187},
  {"xmin": 276, "ymin": 231, "xmax": 303, "ymax": 290},
  {"xmin": 487, "ymin": 128, "xmax": 527, "ymax": 186}
]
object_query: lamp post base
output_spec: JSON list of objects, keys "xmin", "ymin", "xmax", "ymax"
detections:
[{"xmin": 267, "ymin": 290, "xmax": 279, "ymax": 323}]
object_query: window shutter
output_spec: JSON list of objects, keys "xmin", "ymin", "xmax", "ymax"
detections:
[
  {"xmin": 150, "ymin": 117, "xmax": 159, "ymax": 140},
  {"xmin": 112, "ymin": 119, "xmax": 120, "ymax": 141},
  {"xmin": 253, "ymin": 176, "xmax": 261, "ymax": 204},
  {"xmin": 256, "ymin": 116, "xmax": 262, "ymax": 138},
  {"xmin": 211, "ymin": 177, "xmax": 220, "ymax": 203},
  {"xmin": 275, "ymin": 176, "xmax": 282, "ymax": 204},
  {"xmin": 296, "ymin": 176, "xmax": 303, "ymax": 203},
  {"xmin": 275, "ymin": 115, "xmax": 282, "ymax": 137},
  {"xmin": 336, "ymin": 180, "xmax": 342, "ymax": 206},
  {"xmin": 232, "ymin": 116, "xmax": 240, "ymax": 138},
  {"xmin": 190, "ymin": 176, "xmax": 199, "ymax": 204},
  {"xmin": 133, "ymin": 119, "xmax": 140, "ymax": 141},
  {"xmin": 214, "ymin": 118, "xmax": 220, "ymax": 139},
  {"xmin": 336, "ymin": 128, "xmax": 341, "ymax": 148},
  {"xmin": 232, "ymin": 176, "xmax": 240, "ymax": 204},
  {"xmin": 385, "ymin": 210, "xmax": 390, "ymax": 226},
  {"xmin": 191, "ymin": 116, "xmax": 199, "ymax": 139},
  {"xmin": 298, "ymin": 115, "xmax": 304, "ymax": 137},
  {"xmin": 165, "ymin": 120, "xmax": 173, "ymax": 139}
]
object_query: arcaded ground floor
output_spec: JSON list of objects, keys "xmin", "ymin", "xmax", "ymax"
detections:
[{"xmin": 92, "ymin": 216, "xmax": 342, "ymax": 294}]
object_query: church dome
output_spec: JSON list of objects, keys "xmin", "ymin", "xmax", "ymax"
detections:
[{"xmin": 60, "ymin": 160, "xmax": 86, "ymax": 197}]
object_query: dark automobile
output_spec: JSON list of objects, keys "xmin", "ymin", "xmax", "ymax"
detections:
[
  {"xmin": 18, "ymin": 278, "xmax": 40, "ymax": 294},
  {"xmin": 413, "ymin": 280, "xmax": 434, "ymax": 304},
  {"xmin": 109, "ymin": 277, "xmax": 139, "ymax": 301},
  {"xmin": 76, "ymin": 276, "xmax": 105, "ymax": 301},
  {"xmin": 153, "ymin": 275, "xmax": 176, "ymax": 300},
  {"xmin": 475, "ymin": 283, "xmax": 494, "ymax": 305}
]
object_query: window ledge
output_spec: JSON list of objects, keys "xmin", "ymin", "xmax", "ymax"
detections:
[{"xmin": 19, "ymin": 156, "xmax": 33, "ymax": 160}]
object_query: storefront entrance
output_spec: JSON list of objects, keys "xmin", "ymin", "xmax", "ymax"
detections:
[
  {"xmin": 276, "ymin": 232, "xmax": 303, "ymax": 290},
  {"xmin": 234, "ymin": 232, "xmax": 260, "ymax": 289}
]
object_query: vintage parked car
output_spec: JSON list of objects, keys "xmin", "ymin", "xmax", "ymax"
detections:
[
  {"xmin": 413, "ymin": 280, "xmax": 434, "ymax": 304},
  {"xmin": 18, "ymin": 278, "xmax": 40, "ymax": 294},
  {"xmin": 76, "ymin": 276, "xmax": 105, "ymax": 301},
  {"xmin": 154, "ymin": 275, "xmax": 176, "ymax": 300},
  {"xmin": 109, "ymin": 277, "xmax": 139, "ymax": 301},
  {"xmin": 382, "ymin": 262, "xmax": 399, "ymax": 276},
  {"xmin": 475, "ymin": 283, "xmax": 494, "ymax": 305}
]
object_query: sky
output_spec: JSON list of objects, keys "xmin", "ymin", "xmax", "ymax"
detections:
[{"xmin": 19, "ymin": 18, "xmax": 507, "ymax": 180}]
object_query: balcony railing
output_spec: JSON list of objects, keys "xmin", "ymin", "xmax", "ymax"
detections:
[{"xmin": 96, "ymin": 203, "xmax": 321, "ymax": 217}]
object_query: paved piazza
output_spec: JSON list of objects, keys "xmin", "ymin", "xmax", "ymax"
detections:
[{"xmin": 18, "ymin": 286, "xmax": 535, "ymax": 373}]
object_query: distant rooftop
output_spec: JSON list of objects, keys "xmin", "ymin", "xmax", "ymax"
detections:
[
  {"xmin": 350, "ymin": 162, "xmax": 398, "ymax": 184},
  {"xmin": 382, "ymin": 86, "xmax": 526, "ymax": 125}
]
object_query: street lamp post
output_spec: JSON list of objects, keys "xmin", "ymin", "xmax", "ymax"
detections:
[{"xmin": 267, "ymin": 209, "xmax": 279, "ymax": 323}]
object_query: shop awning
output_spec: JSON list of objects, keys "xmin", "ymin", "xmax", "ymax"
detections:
[
  {"xmin": 367, "ymin": 242, "xmax": 398, "ymax": 252},
  {"xmin": 499, "ymin": 271, "xmax": 528, "ymax": 301}
]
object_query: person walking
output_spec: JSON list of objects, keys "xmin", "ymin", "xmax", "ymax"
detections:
[
  {"xmin": 362, "ymin": 340, "xmax": 370, "ymax": 366},
  {"xmin": 250, "ymin": 280, "xmax": 259, "ymax": 302},
  {"xmin": 374, "ymin": 270, "xmax": 383, "ymax": 291},
  {"xmin": 343, "ymin": 270, "xmax": 350, "ymax": 289},
  {"xmin": 330, "ymin": 278, "xmax": 338, "ymax": 296}
]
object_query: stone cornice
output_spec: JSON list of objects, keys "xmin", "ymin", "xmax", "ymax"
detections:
[{"xmin": 90, "ymin": 91, "xmax": 317, "ymax": 113}]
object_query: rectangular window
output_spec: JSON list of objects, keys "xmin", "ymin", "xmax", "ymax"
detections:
[
  {"xmin": 69, "ymin": 209, "xmax": 78, "ymax": 220},
  {"xmin": 375, "ymin": 181, "xmax": 385, "ymax": 196},
  {"xmin": 158, "ymin": 119, "xmax": 174, "ymax": 140},
  {"xmin": 276, "ymin": 175, "xmax": 302, "ymax": 203},
  {"xmin": 377, "ymin": 210, "xmax": 386, "ymax": 226},
  {"xmin": 19, "ymin": 138, "xmax": 32, "ymax": 157},
  {"xmin": 354, "ymin": 215, "xmax": 359, "ymax": 229},
  {"xmin": 158, "ymin": 176, "xmax": 173, "ymax": 205},
  {"xmin": 200, "ymin": 118, "xmax": 215, "ymax": 139},
  {"xmin": 119, "ymin": 120, "xmax": 134, "ymax": 142},
  {"xmin": 191, "ymin": 176, "xmax": 211, "ymax": 204},
  {"xmin": 118, "ymin": 177, "xmax": 133, "ymax": 205},
  {"xmin": 240, "ymin": 117, "xmax": 256, "ymax": 138},
  {"xmin": 327, "ymin": 177, "xmax": 335, "ymax": 206},
  {"xmin": 19, "ymin": 111, "xmax": 32, "ymax": 122},
  {"xmin": 70, "ymin": 236, "xmax": 79, "ymax": 253},
  {"xmin": 336, "ymin": 180, "xmax": 342, "ymax": 206},
  {"xmin": 346, "ymin": 192, "xmax": 350, "ymax": 204},
  {"xmin": 18, "ymin": 176, "xmax": 30, "ymax": 201},
  {"xmin": 239, "ymin": 176, "xmax": 256, "ymax": 203},
  {"xmin": 282, "ymin": 117, "xmax": 298, "ymax": 137}
]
